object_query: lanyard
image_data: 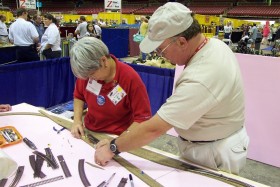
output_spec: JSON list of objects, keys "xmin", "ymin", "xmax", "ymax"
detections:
[
  {"xmin": 185, "ymin": 37, "xmax": 208, "ymax": 68},
  {"xmin": 192, "ymin": 37, "xmax": 208, "ymax": 58}
]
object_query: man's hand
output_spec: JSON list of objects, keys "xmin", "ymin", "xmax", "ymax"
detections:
[
  {"xmin": 71, "ymin": 123, "xmax": 84, "ymax": 138},
  {"xmin": 0, "ymin": 104, "xmax": 11, "ymax": 112},
  {"xmin": 94, "ymin": 139, "xmax": 114, "ymax": 166}
]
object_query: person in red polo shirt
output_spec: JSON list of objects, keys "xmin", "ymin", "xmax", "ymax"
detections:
[{"xmin": 69, "ymin": 37, "xmax": 151, "ymax": 137}]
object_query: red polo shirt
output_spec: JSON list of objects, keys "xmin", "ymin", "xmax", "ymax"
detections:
[{"xmin": 74, "ymin": 55, "xmax": 152, "ymax": 135}]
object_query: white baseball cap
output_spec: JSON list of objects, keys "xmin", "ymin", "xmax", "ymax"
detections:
[{"xmin": 140, "ymin": 2, "xmax": 193, "ymax": 53}]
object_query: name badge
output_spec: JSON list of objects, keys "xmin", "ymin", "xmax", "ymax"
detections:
[
  {"xmin": 107, "ymin": 85, "xmax": 127, "ymax": 105},
  {"xmin": 86, "ymin": 80, "xmax": 102, "ymax": 95}
]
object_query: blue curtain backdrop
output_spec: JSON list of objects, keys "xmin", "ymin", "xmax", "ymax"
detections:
[
  {"xmin": 0, "ymin": 57, "xmax": 76, "ymax": 108},
  {"xmin": 102, "ymin": 28, "xmax": 129, "ymax": 58}
]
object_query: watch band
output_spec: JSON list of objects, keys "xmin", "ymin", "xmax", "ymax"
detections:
[{"xmin": 110, "ymin": 138, "xmax": 120, "ymax": 155}]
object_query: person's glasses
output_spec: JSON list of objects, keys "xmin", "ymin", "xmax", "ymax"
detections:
[{"xmin": 156, "ymin": 38, "xmax": 177, "ymax": 57}]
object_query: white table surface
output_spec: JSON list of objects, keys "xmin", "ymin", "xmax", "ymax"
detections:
[{"xmin": 0, "ymin": 103, "xmax": 267, "ymax": 187}]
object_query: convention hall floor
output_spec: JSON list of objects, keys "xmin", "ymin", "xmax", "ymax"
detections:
[{"xmin": 121, "ymin": 55, "xmax": 280, "ymax": 187}]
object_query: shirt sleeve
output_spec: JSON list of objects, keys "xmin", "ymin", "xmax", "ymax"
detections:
[
  {"xmin": 75, "ymin": 24, "xmax": 81, "ymax": 33},
  {"xmin": 29, "ymin": 23, "xmax": 39, "ymax": 38},
  {"xmin": 47, "ymin": 25, "xmax": 59, "ymax": 45},
  {"xmin": 94, "ymin": 25, "xmax": 102, "ymax": 35},
  {"xmin": 73, "ymin": 79, "xmax": 86, "ymax": 101},
  {"xmin": 158, "ymin": 81, "xmax": 218, "ymax": 130},
  {"xmin": 8, "ymin": 24, "xmax": 13, "ymax": 41}
]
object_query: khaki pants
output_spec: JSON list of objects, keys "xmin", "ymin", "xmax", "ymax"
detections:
[{"xmin": 177, "ymin": 127, "xmax": 249, "ymax": 175}]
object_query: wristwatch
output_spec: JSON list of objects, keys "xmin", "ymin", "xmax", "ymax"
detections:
[{"xmin": 110, "ymin": 138, "xmax": 120, "ymax": 155}]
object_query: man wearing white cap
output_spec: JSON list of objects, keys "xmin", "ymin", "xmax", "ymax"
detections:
[{"xmin": 95, "ymin": 2, "xmax": 249, "ymax": 175}]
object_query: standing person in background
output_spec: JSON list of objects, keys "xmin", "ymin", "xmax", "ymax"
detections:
[
  {"xmin": 270, "ymin": 24, "xmax": 277, "ymax": 45},
  {"xmin": 242, "ymin": 24, "xmax": 250, "ymax": 37},
  {"xmin": 85, "ymin": 23, "xmax": 100, "ymax": 39},
  {"xmin": 139, "ymin": 16, "xmax": 149, "ymax": 61},
  {"xmin": 0, "ymin": 104, "xmax": 11, "ymax": 112},
  {"xmin": 75, "ymin": 16, "xmax": 87, "ymax": 40},
  {"xmin": 0, "ymin": 15, "xmax": 9, "ymax": 44},
  {"xmin": 69, "ymin": 37, "xmax": 151, "ymax": 137},
  {"xmin": 139, "ymin": 16, "xmax": 149, "ymax": 36},
  {"xmin": 250, "ymin": 23, "xmax": 258, "ymax": 50},
  {"xmin": 39, "ymin": 13, "xmax": 61, "ymax": 59},
  {"xmin": 262, "ymin": 21, "xmax": 270, "ymax": 46},
  {"xmin": 254, "ymin": 27, "xmax": 263, "ymax": 54},
  {"xmin": 275, "ymin": 26, "xmax": 280, "ymax": 41},
  {"xmin": 95, "ymin": 2, "xmax": 249, "ymax": 175},
  {"xmin": 33, "ymin": 15, "xmax": 45, "ymax": 42},
  {"xmin": 224, "ymin": 21, "xmax": 232, "ymax": 40},
  {"xmin": 8, "ymin": 8, "xmax": 40, "ymax": 62},
  {"xmin": 92, "ymin": 20, "xmax": 102, "ymax": 39}
]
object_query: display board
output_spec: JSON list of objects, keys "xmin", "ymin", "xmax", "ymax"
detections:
[
  {"xmin": 104, "ymin": 0, "xmax": 121, "ymax": 10},
  {"xmin": 19, "ymin": 0, "xmax": 36, "ymax": 9}
]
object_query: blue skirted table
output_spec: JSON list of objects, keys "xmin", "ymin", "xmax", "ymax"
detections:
[
  {"xmin": 0, "ymin": 27, "xmax": 145, "ymax": 61},
  {"xmin": 0, "ymin": 45, "xmax": 17, "ymax": 64},
  {"xmin": 0, "ymin": 57, "xmax": 76, "ymax": 108}
]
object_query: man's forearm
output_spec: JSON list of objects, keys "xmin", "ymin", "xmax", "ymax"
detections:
[
  {"xmin": 119, "ymin": 122, "xmax": 139, "ymax": 136},
  {"xmin": 116, "ymin": 114, "xmax": 172, "ymax": 152}
]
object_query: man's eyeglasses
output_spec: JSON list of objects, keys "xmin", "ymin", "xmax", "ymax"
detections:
[{"xmin": 155, "ymin": 38, "xmax": 177, "ymax": 57}]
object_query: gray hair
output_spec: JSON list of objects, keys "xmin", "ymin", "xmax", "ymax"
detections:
[{"xmin": 70, "ymin": 37, "xmax": 109, "ymax": 79}]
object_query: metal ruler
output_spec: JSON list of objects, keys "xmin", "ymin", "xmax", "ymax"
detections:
[{"xmin": 20, "ymin": 175, "xmax": 64, "ymax": 187}]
